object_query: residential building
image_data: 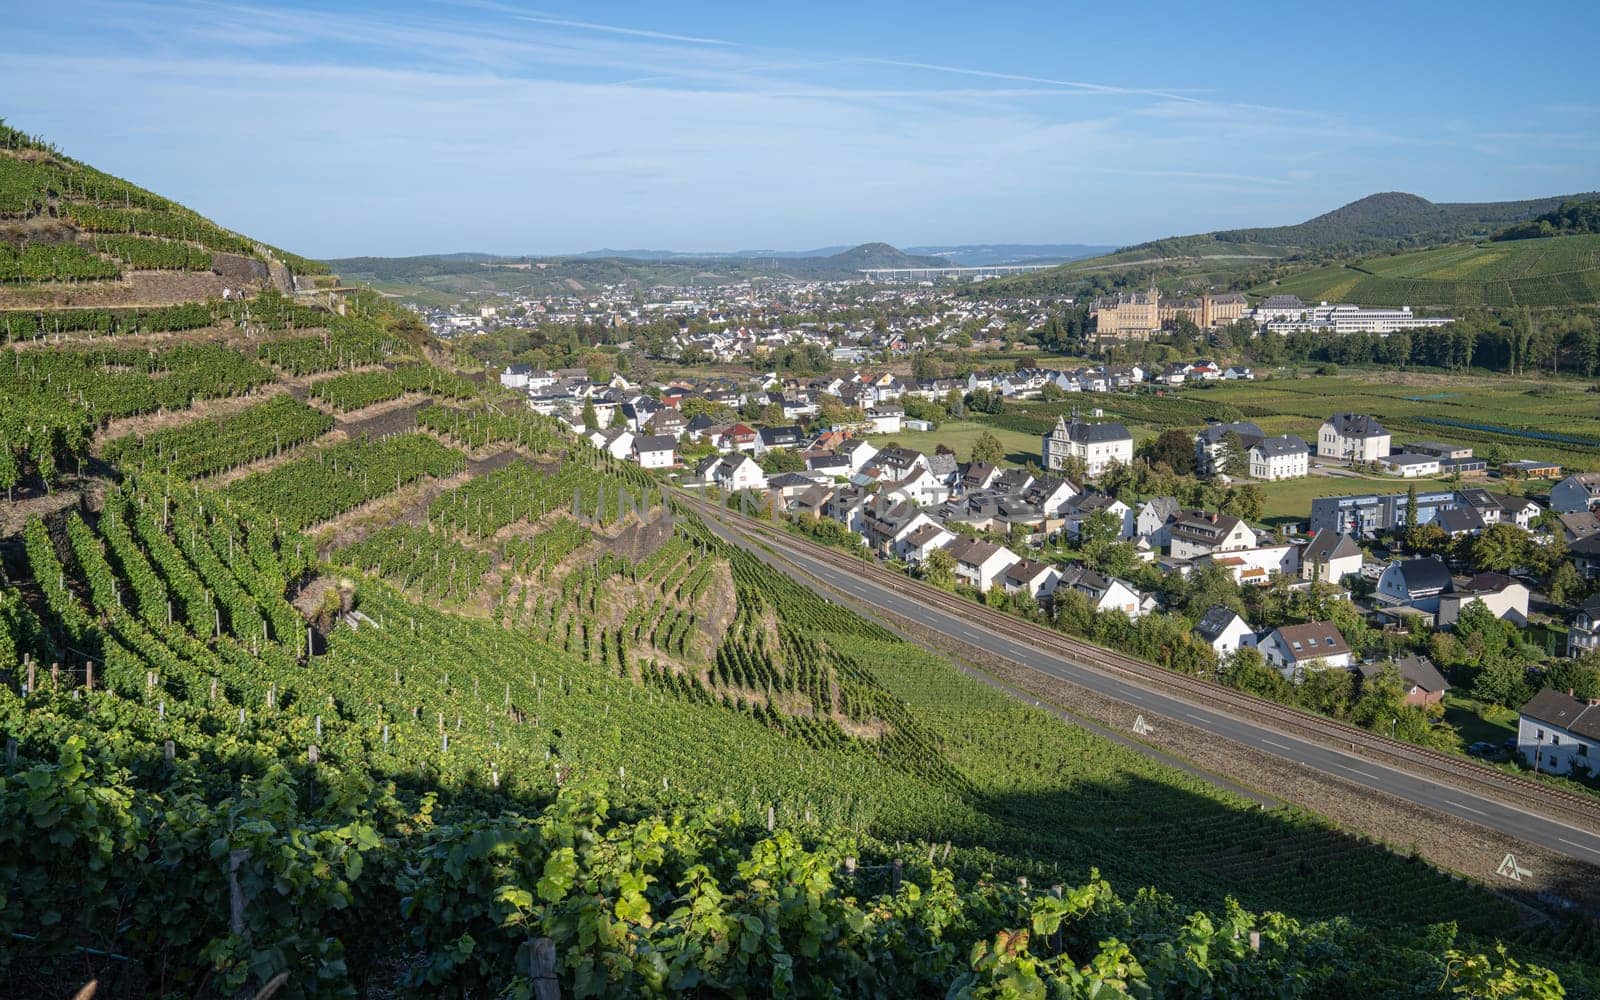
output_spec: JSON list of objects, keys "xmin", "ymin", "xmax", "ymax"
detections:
[
  {"xmin": 1298, "ymin": 529, "xmax": 1363, "ymax": 584},
  {"xmin": 1193, "ymin": 605, "xmax": 1255, "ymax": 657},
  {"xmin": 1357, "ymin": 656, "xmax": 1449, "ymax": 707},
  {"xmin": 1308, "ymin": 490, "xmax": 1456, "ymax": 535},
  {"xmin": 1057, "ymin": 565, "xmax": 1150, "ymax": 619},
  {"xmin": 898, "ymin": 522, "xmax": 956, "ymax": 566},
  {"xmin": 1200, "ymin": 544, "xmax": 1298, "ymax": 586},
  {"xmin": 1090, "ymin": 289, "xmax": 1159, "ymax": 339},
  {"xmin": 1551, "ymin": 472, "xmax": 1600, "ymax": 513},
  {"xmin": 1516, "ymin": 689, "xmax": 1600, "ymax": 778},
  {"xmin": 631, "ymin": 434, "xmax": 678, "ymax": 469},
  {"xmin": 1167, "ymin": 509, "xmax": 1255, "ymax": 561},
  {"xmin": 1195, "ymin": 421, "xmax": 1264, "ymax": 477},
  {"xmin": 1566, "ymin": 594, "xmax": 1600, "ymax": 659},
  {"xmin": 1135, "ymin": 497, "xmax": 1181, "ymax": 548},
  {"xmin": 1257, "ymin": 622, "xmax": 1352, "ymax": 678},
  {"xmin": 1042, "ymin": 414, "xmax": 1134, "ymax": 477},
  {"xmin": 1375, "ymin": 556, "xmax": 1453, "ymax": 614},
  {"xmin": 1318, "ymin": 413, "xmax": 1391, "ymax": 462},
  {"xmin": 712, "ymin": 455, "xmax": 768, "ymax": 493},
  {"xmin": 1001, "ymin": 559, "xmax": 1061, "ymax": 600},
  {"xmin": 1249, "ymin": 435, "xmax": 1309, "ymax": 481},
  {"xmin": 945, "ymin": 537, "xmax": 1021, "ymax": 592},
  {"xmin": 1437, "ymin": 573, "xmax": 1529, "ymax": 629}
]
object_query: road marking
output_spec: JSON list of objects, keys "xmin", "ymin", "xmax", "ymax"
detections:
[
  {"xmin": 1448, "ymin": 800, "xmax": 1488, "ymax": 817},
  {"xmin": 1336, "ymin": 765, "xmax": 1383, "ymax": 783},
  {"xmin": 1558, "ymin": 837, "xmax": 1600, "ymax": 857},
  {"xmin": 1260, "ymin": 738, "xmax": 1294, "ymax": 752},
  {"xmin": 1182, "ymin": 712, "xmax": 1207, "ymax": 723}
]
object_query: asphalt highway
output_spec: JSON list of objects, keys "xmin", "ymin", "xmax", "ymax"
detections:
[{"xmin": 703, "ymin": 513, "xmax": 1600, "ymax": 869}]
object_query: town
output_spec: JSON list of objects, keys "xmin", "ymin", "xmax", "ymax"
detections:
[{"xmin": 498, "ymin": 343, "xmax": 1600, "ymax": 782}]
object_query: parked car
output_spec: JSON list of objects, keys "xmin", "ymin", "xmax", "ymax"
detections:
[{"xmin": 1467, "ymin": 742, "xmax": 1495, "ymax": 758}]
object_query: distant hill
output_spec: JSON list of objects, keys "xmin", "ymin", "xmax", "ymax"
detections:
[
  {"xmin": 904, "ymin": 243, "xmax": 1116, "ymax": 266},
  {"xmin": 1248, "ymin": 232, "xmax": 1600, "ymax": 310},
  {"xmin": 325, "ymin": 242, "xmax": 951, "ymax": 301},
  {"xmin": 985, "ymin": 191, "xmax": 1600, "ymax": 297}
]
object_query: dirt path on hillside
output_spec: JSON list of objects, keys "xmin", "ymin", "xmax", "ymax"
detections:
[{"xmin": 93, "ymin": 385, "xmax": 292, "ymax": 449}]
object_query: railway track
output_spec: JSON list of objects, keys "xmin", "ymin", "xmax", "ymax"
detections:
[{"xmin": 688, "ymin": 496, "xmax": 1600, "ymax": 832}]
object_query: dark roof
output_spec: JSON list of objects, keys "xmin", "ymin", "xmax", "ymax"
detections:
[
  {"xmin": 1326, "ymin": 413, "xmax": 1387, "ymax": 438},
  {"xmin": 1002, "ymin": 558, "xmax": 1054, "ymax": 585},
  {"xmin": 1056, "ymin": 416, "xmax": 1132, "ymax": 444},
  {"xmin": 1519, "ymin": 688, "xmax": 1600, "ymax": 741},
  {"xmin": 1193, "ymin": 605, "xmax": 1247, "ymax": 642},
  {"xmin": 633, "ymin": 434, "xmax": 678, "ymax": 453},
  {"xmin": 1436, "ymin": 506, "xmax": 1485, "ymax": 535},
  {"xmin": 1358, "ymin": 655, "xmax": 1449, "ymax": 695},
  {"xmin": 1197, "ymin": 421, "xmax": 1264, "ymax": 445},
  {"xmin": 1302, "ymin": 528, "xmax": 1361, "ymax": 563},
  {"xmin": 1252, "ymin": 434, "xmax": 1307, "ymax": 458},
  {"xmin": 1390, "ymin": 556, "xmax": 1452, "ymax": 596},
  {"xmin": 759, "ymin": 426, "xmax": 802, "ymax": 445},
  {"xmin": 1462, "ymin": 572, "xmax": 1519, "ymax": 594}
]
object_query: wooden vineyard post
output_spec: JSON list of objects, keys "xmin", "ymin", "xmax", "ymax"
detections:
[
  {"xmin": 164, "ymin": 740, "xmax": 175, "ymax": 762},
  {"xmin": 524, "ymin": 937, "xmax": 560, "ymax": 1000},
  {"xmin": 228, "ymin": 848, "xmax": 251, "ymax": 938},
  {"xmin": 891, "ymin": 859, "xmax": 902, "ymax": 891}
]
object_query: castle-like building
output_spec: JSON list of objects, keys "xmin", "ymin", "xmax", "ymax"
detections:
[{"xmin": 1090, "ymin": 290, "xmax": 1247, "ymax": 340}]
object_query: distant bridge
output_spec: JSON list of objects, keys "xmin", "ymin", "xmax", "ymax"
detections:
[{"xmin": 859, "ymin": 263, "xmax": 1059, "ymax": 281}]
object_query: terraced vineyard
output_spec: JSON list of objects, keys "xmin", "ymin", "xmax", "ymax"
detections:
[{"xmin": 1256, "ymin": 233, "xmax": 1600, "ymax": 309}]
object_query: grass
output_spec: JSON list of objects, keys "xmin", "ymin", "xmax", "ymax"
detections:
[
  {"xmin": 866, "ymin": 419, "xmax": 1045, "ymax": 467},
  {"xmin": 1442, "ymin": 693, "xmax": 1518, "ymax": 747}
]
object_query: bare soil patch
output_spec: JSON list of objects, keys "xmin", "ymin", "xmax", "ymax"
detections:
[{"xmin": 0, "ymin": 269, "xmax": 264, "ymax": 310}]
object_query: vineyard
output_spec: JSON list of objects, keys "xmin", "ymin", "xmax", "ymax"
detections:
[
  {"xmin": 1, "ymin": 120, "xmax": 1594, "ymax": 996},
  {"xmin": 103, "ymin": 395, "xmax": 335, "ymax": 479},
  {"xmin": 308, "ymin": 364, "xmax": 476, "ymax": 412},
  {"xmin": 221, "ymin": 432, "xmax": 466, "ymax": 530},
  {"xmin": 1256, "ymin": 233, "xmax": 1600, "ymax": 309},
  {"xmin": 1, "ymin": 465, "xmax": 1591, "ymax": 996}
]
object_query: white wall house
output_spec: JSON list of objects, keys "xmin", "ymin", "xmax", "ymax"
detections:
[
  {"xmin": 1167, "ymin": 510, "xmax": 1255, "ymax": 561},
  {"xmin": 1257, "ymin": 622, "xmax": 1352, "ymax": 679},
  {"xmin": 715, "ymin": 455, "xmax": 768, "ymax": 493},
  {"xmin": 1318, "ymin": 413, "xmax": 1391, "ymax": 462},
  {"xmin": 1517, "ymin": 688, "xmax": 1600, "ymax": 778},
  {"xmin": 1042, "ymin": 415, "xmax": 1134, "ymax": 477},
  {"xmin": 947, "ymin": 537, "xmax": 1020, "ymax": 592},
  {"xmin": 1299, "ymin": 529, "xmax": 1363, "ymax": 584},
  {"xmin": 632, "ymin": 434, "xmax": 677, "ymax": 469},
  {"xmin": 1248, "ymin": 436, "xmax": 1308, "ymax": 481},
  {"xmin": 1193, "ymin": 606, "xmax": 1255, "ymax": 657}
]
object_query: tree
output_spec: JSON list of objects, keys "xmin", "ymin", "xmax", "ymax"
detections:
[
  {"xmin": 1472, "ymin": 659, "xmax": 1532, "ymax": 709},
  {"xmin": 1468, "ymin": 523, "xmax": 1531, "ymax": 574},
  {"xmin": 1078, "ymin": 511, "xmax": 1121, "ymax": 565},
  {"xmin": 970, "ymin": 431, "xmax": 1006, "ymax": 466},
  {"xmin": 1406, "ymin": 522, "xmax": 1449, "ymax": 556},
  {"xmin": 1543, "ymin": 657, "xmax": 1600, "ymax": 701},
  {"xmin": 581, "ymin": 397, "xmax": 599, "ymax": 431},
  {"xmin": 1547, "ymin": 562, "xmax": 1584, "ymax": 607},
  {"xmin": 1144, "ymin": 429, "xmax": 1197, "ymax": 475},
  {"xmin": 1405, "ymin": 483, "xmax": 1419, "ymax": 535},
  {"xmin": 922, "ymin": 547, "xmax": 956, "ymax": 591},
  {"xmin": 1218, "ymin": 430, "xmax": 1250, "ymax": 478}
]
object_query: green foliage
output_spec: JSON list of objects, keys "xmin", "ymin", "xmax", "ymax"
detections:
[
  {"xmin": 0, "ymin": 239, "xmax": 120, "ymax": 282},
  {"xmin": 223, "ymin": 433, "xmax": 466, "ymax": 530},
  {"xmin": 1495, "ymin": 198, "xmax": 1600, "ymax": 241},
  {"xmin": 308, "ymin": 365, "xmax": 476, "ymax": 412},
  {"xmin": 104, "ymin": 395, "xmax": 334, "ymax": 478}
]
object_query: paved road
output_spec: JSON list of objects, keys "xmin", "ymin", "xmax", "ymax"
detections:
[{"xmin": 704, "ymin": 513, "xmax": 1600, "ymax": 869}]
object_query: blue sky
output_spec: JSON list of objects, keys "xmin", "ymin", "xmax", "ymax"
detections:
[{"xmin": 5, "ymin": 1, "xmax": 1598, "ymax": 257}]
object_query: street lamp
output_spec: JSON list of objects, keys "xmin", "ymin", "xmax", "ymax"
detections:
[{"xmin": 1390, "ymin": 716, "xmax": 1398, "ymax": 739}]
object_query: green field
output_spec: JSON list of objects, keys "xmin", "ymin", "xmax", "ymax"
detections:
[
  {"xmin": 1253, "ymin": 233, "xmax": 1600, "ymax": 309},
  {"xmin": 866, "ymin": 419, "xmax": 1048, "ymax": 466}
]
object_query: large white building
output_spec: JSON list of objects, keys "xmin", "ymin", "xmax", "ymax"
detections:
[
  {"xmin": 1318, "ymin": 413, "xmax": 1391, "ymax": 462},
  {"xmin": 1042, "ymin": 415, "xmax": 1133, "ymax": 477},
  {"xmin": 1259, "ymin": 302, "xmax": 1452, "ymax": 335},
  {"xmin": 1248, "ymin": 435, "xmax": 1309, "ymax": 481}
]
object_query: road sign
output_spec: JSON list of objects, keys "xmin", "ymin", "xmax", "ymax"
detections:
[
  {"xmin": 1496, "ymin": 853, "xmax": 1531, "ymax": 882},
  {"xmin": 1132, "ymin": 715, "xmax": 1155, "ymax": 736}
]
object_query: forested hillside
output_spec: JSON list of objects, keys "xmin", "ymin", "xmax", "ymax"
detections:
[{"xmin": 0, "ymin": 127, "xmax": 1593, "ymax": 998}]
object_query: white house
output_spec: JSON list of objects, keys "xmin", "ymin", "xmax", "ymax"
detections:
[
  {"xmin": 1200, "ymin": 544, "xmax": 1299, "ymax": 587},
  {"xmin": 1135, "ymin": 497, "xmax": 1181, "ymax": 548},
  {"xmin": 1167, "ymin": 510, "xmax": 1255, "ymax": 561},
  {"xmin": 1041, "ymin": 414, "xmax": 1134, "ymax": 477},
  {"xmin": 1436, "ymin": 573, "xmax": 1530, "ymax": 629},
  {"xmin": 1374, "ymin": 556, "xmax": 1453, "ymax": 614},
  {"xmin": 1516, "ymin": 688, "xmax": 1600, "ymax": 778},
  {"xmin": 1248, "ymin": 435, "xmax": 1309, "ymax": 481},
  {"xmin": 1192, "ymin": 605, "xmax": 1255, "ymax": 657},
  {"xmin": 1318, "ymin": 413, "xmax": 1391, "ymax": 462},
  {"xmin": 1024, "ymin": 477, "xmax": 1081, "ymax": 518},
  {"xmin": 714, "ymin": 455, "xmax": 768, "ymax": 493},
  {"xmin": 866, "ymin": 407, "xmax": 903, "ymax": 434},
  {"xmin": 837, "ymin": 439, "xmax": 879, "ymax": 473},
  {"xmin": 1057, "ymin": 565, "xmax": 1150, "ymax": 619},
  {"xmin": 946, "ymin": 537, "xmax": 1020, "ymax": 592},
  {"xmin": 592, "ymin": 427, "xmax": 635, "ymax": 461},
  {"xmin": 631, "ymin": 434, "xmax": 678, "ymax": 469},
  {"xmin": 1566, "ymin": 594, "xmax": 1600, "ymax": 659},
  {"xmin": 898, "ymin": 522, "xmax": 956, "ymax": 566},
  {"xmin": 1257, "ymin": 622, "xmax": 1352, "ymax": 679},
  {"xmin": 1298, "ymin": 529, "xmax": 1363, "ymax": 584},
  {"xmin": 1001, "ymin": 559, "xmax": 1061, "ymax": 600}
]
